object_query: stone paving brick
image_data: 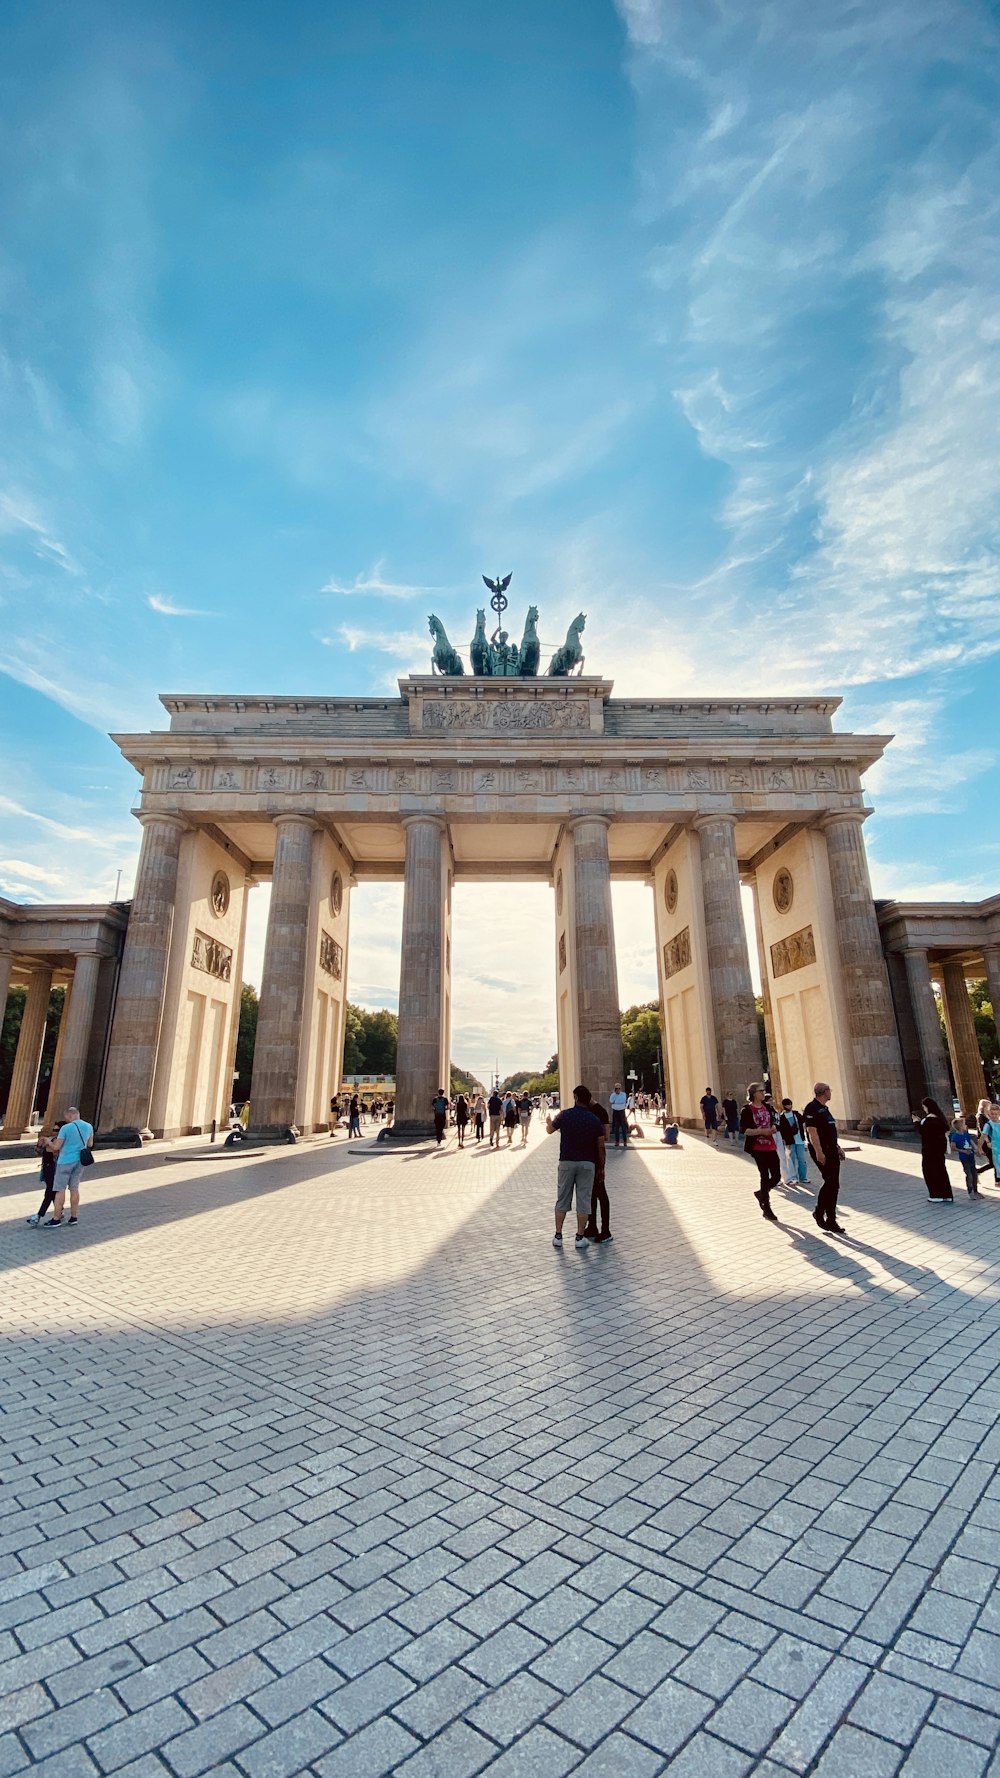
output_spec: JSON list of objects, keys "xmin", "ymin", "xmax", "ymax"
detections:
[
  {"xmin": 547, "ymin": 1674, "xmax": 633, "ymax": 1748},
  {"xmin": 810, "ymin": 1725, "xmax": 904, "ymax": 1776},
  {"xmin": 160, "ymin": 1702, "xmax": 262, "ymax": 1777},
  {"xmin": 314, "ymin": 1715, "xmax": 418, "ymax": 1777},
  {"xmin": 900, "ymin": 1725, "xmax": 990, "ymax": 1775},
  {"xmin": 22, "ymin": 1694, "xmax": 124, "ymax": 1763},
  {"xmin": 707, "ymin": 1678, "xmax": 795, "ymax": 1755},
  {"xmin": 86, "ymin": 1699, "xmax": 192, "ymax": 1773},
  {"xmin": 849, "ymin": 1672, "xmax": 935, "ymax": 1744},
  {"xmin": 392, "ymin": 1666, "xmax": 484, "ymax": 1739},
  {"xmin": 465, "ymin": 1672, "xmax": 560, "ymax": 1745},
  {"xmin": 462, "ymin": 1622, "xmax": 546, "ymax": 1686},
  {"xmin": 395, "ymin": 1719, "xmax": 496, "ymax": 1777},
  {"xmin": 322, "ymin": 1659, "xmax": 413, "ymax": 1734},
  {"xmin": 392, "ymin": 1619, "xmax": 479, "ymax": 1682},
  {"xmin": 236, "ymin": 1707, "xmax": 342, "ymax": 1778},
  {"xmin": 624, "ymin": 1675, "xmax": 712, "ymax": 1755},
  {"xmin": 244, "ymin": 1656, "xmax": 341, "ymax": 1727},
  {"xmin": 473, "ymin": 1723, "xmax": 578, "ymax": 1776}
]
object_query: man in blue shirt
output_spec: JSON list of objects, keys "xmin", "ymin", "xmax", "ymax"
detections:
[
  {"xmin": 546, "ymin": 1086, "xmax": 605, "ymax": 1251},
  {"xmin": 46, "ymin": 1106, "xmax": 93, "ymax": 1228}
]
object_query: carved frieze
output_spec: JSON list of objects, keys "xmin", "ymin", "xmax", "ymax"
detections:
[
  {"xmin": 422, "ymin": 699, "xmax": 589, "ymax": 732},
  {"xmin": 558, "ymin": 932, "xmax": 567, "ymax": 974},
  {"xmin": 663, "ymin": 927, "xmax": 692, "ymax": 979},
  {"xmin": 191, "ymin": 929, "xmax": 233, "ymax": 981},
  {"xmin": 771, "ymin": 925, "xmax": 816, "ymax": 978},
  {"xmin": 320, "ymin": 932, "xmax": 344, "ymax": 979}
]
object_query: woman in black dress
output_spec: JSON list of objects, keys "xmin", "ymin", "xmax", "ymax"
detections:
[
  {"xmin": 917, "ymin": 1098, "xmax": 953, "ymax": 1201},
  {"xmin": 454, "ymin": 1093, "xmax": 469, "ymax": 1148}
]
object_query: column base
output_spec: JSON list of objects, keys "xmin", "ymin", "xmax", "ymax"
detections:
[
  {"xmin": 378, "ymin": 1120, "xmax": 435, "ymax": 1144},
  {"xmin": 94, "ymin": 1127, "xmax": 150, "ymax": 1148},
  {"xmin": 243, "ymin": 1124, "xmax": 300, "ymax": 1146}
]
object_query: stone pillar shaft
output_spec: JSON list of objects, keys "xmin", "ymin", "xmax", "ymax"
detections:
[
  {"xmin": 393, "ymin": 818, "xmax": 449, "ymax": 1136},
  {"xmin": 749, "ymin": 875, "xmax": 781, "ymax": 1102},
  {"xmin": 5, "ymin": 966, "xmax": 53, "ymax": 1133},
  {"xmin": 903, "ymin": 949, "xmax": 951, "ymax": 1111},
  {"xmin": 0, "ymin": 954, "xmax": 12, "ymax": 1031},
  {"xmin": 940, "ymin": 960, "xmax": 986, "ymax": 1116},
  {"xmin": 249, "ymin": 817, "xmax": 316, "ymax": 1137},
  {"xmin": 822, "ymin": 814, "xmax": 909, "ymax": 1122},
  {"xmin": 49, "ymin": 954, "xmax": 103, "ymax": 1120},
  {"xmin": 695, "ymin": 817, "xmax": 762, "ymax": 1099},
  {"xmin": 570, "ymin": 817, "xmax": 623, "ymax": 1099},
  {"xmin": 99, "ymin": 816, "xmax": 186, "ymax": 1140},
  {"xmin": 983, "ymin": 948, "xmax": 1000, "ymax": 1081}
]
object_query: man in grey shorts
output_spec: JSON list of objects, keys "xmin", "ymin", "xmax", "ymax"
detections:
[
  {"xmin": 45, "ymin": 1106, "xmax": 93, "ymax": 1228},
  {"xmin": 546, "ymin": 1085, "xmax": 605, "ymax": 1251}
]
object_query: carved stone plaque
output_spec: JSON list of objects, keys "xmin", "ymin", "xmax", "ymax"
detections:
[
  {"xmin": 191, "ymin": 930, "xmax": 233, "ymax": 981},
  {"xmin": 422, "ymin": 699, "xmax": 588, "ymax": 732},
  {"xmin": 664, "ymin": 868, "xmax": 678, "ymax": 915},
  {"xmin": 330, "ymin": 871, "xmax": 343, "ymax": 916},
  {"xmin": 558, "ymin": 932, "xmax": 567, "ymax": 974},
  {"xmin": 773, "ymin": 868, "xmax": 794, "ymax": 914},
  {"xmin": 320, "ymin": 932, "xmax": 343, "ymax": 979},
  {"xmin": 555, "ymin": 870, "xmax": 563, "ymax": 916},
  {"xmin": 210, "ymin": 871, "xmax": 230, "ymax": 918},
  {"xmin": 770, "ymin": 925, "xmax": 816, "ymax": 978},
  {"xmin": 663, "ymin": 927, "xmax": 691, "ymax": 979}
]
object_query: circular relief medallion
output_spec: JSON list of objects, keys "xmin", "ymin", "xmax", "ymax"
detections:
[
  {"xmin": 773, "ymin": 867, "xmax": 794, "ymax": 915},
  {"xmin": 330, "ymin": 871, "xmax": 343, "ymax": 916},
  {"xmin": 555, "ymin": 869, "xmax": 564, "ymax": 915},
  {"xmin": 210, "ymin": 871, "xmax": 230, "ymax": 918},
  {"xmin": 664, "ymin": 868, "xmax": 678, "ymax": 915}
]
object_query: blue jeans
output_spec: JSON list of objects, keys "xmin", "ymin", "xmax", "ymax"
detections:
[
  {"xmin": 611, "ymin": 1109, "xmax": 628, "ymax": 1147},
  {"xmin": 784, "ymin": 1138, "xmax": 809, "ymax": 1182}
]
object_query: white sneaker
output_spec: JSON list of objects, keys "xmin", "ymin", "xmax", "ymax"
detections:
[
  {"xmin": 26, "ymin": 1214, "xmax": 40, "ymax": 1225},
  {"xmin": 552, "ymin": 1232, "xmax": 563, "ymax": 1248},
  {"xmin": 574, "ymin": 1235, "xmax": 590, "ymax": 1249}
]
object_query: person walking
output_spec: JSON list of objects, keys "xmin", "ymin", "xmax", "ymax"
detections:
[
  {"xmin": 700, "ymin": 1087, "xmax": 720, "ymax": 1144},
  {"xmin": 949, "ymin": 1116, "xmax": 981, "ymax": 1197},
  {"xmin": 803, "ymin": 1082, "xmax": 846, "ymax": 1233},
  {"xmin": 517, "ymin": 1092, "xmax": 532, "ymax": 1146},
  {"xmin": 609, "ymin": 1082, "xmax": 629, "ymax": 1150},
  {"xmin": 739, "ymin": 1084, "xmax": 780, "ymax": 1222},
  {"xmin": 503, "ymin": 1092, "xmax": 518, "ymax": 1146},
  {"xmin": 546, "ymin": 1085, "xmax": 605, "ymax": 1250},
  {"xmin": 431, "ymin": 1088, "xmax": 449, "ymax": 1145},
  {"xmin": 347, "ymin": 1093, "xmax": 362, "ymax": 1138},
  {"xmin": 45, "ymin": 1108, "xmax": 93, "ymax": 1228},
  {"xmin": 778, "ymin": 1099, "xmax": 809, "ymax": 1185},
  {"xmin": 722, "ymin": 1093, "xmax": 739, "ymax": 1142},
  {"xmin": 487, "ymin": 1087, "xmax": 503, "ymax": 1147},
  {"xmin": 27, "ymin": 1123, "xmax": 61, "ymax": 1225},
  {"xmin": 329, "ymin": 1094, "xmax": 341, "ymax": 1136},
  {"xmin": 916, "ymin": 1097, "xmax": 953, "ymax": 1201},
  {"xmin": 473, "ymin": 1092, "xmax": 487, "ymax": 1143},
  {"xmin": 454, "ymin": 1092, "xmax": 469, "ymax": 1148}
]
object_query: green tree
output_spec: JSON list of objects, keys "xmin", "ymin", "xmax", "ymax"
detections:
[
  {"xmin": 342, "ymin": 1003, "xmax": 366, "ymax": 1074},
  {"xmin": 755, "ymin": 997, "xmax": 769, "ymax": 1078},
  {"xmin": 450, "ymin": 1064, "xmax": 480, "ymax": 1096},
  {"xmin": 1, "ymin": 984, "xmax": 26, "ymax": 1112},
  {"xmin": 620, "ymin": 1003, "xmax": 662, "ymax": 1088},
  {"xmin": 970, "ymin": 979, "xmax": 999, "ymax": 1074},
  {"xmin": 361, "ymin": 1008, "xmax": 398, "ymax": 1074},
  {"xmin": 234, "ymin": 983, "xmax": 258, "ymax": 1099}
]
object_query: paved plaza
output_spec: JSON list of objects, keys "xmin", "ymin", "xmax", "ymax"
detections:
[{"xmin": 2, "ymin": 1128, "xmax": 1000, "ymax": 1777}]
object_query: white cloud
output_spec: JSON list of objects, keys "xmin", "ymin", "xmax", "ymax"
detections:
[
  {"xmin": 0, "ymin": 489, "xmax": 83, "ymax": 577},
  {"xmin": 325, "ymin": 624, "xmax": 429, "ymax": 661},
  {"xmin": 320, "ymin": 562, "xmax": 447, "ymax": 601},
  {"xmin": 147, "ymin": 593, "xmax": 214, "ymax": 617}
]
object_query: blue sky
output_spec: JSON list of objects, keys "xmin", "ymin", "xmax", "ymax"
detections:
[{"xmin": 2, "ymin": 0, "xmax": 999, "ymax": 1077}]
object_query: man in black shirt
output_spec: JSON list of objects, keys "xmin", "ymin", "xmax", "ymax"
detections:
[{"xmin": 803, "ymin": 1081, "xmax": 846, "ymax": 1233}]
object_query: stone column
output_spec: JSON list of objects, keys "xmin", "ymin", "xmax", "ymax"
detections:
[
  {"xmin": 570, "ymin": 817, "xmax": 623, "ymax": 1098},
  {"xmin": 983, "ymin": 947, "xmax": 1000, "ymax": 1082},
  {"xmin": 4, "ymin": 965, "xmax": 53, "ymax": 1134},
  {"xmin": 694, "ymin": 816, "xmax": 762, "ymax": 1100},
  {"xmin": 392, "ymin": 817, "xmax": 448, "ymax": 1138},
  {"xmin": 940, "ymin": 960, "xmax": 986, "ymax": 1116},
  {"xmin": 99, "ymin": 815, "xmax": 187, "ymax": 1142},
  {"xmin": 821, "ymin": 813, "xmax": 909, "ymax": 1123},
  {"xmin": 221, "ymin": 881, "xmax": 251, "ymax": 1120},
  {"xmin": 903, "ymin": 949, "xmax": 952, "ymax": 1111},
  {"xmin": 48, "ymin": 953, "xmax": 103, "ymax": 1121},
  {"xmin": 749, "ymin": 874, "xmax": 781, "ymax": 1102},
  {"xmin": 248, "ymin": 817, "xmax": 316, "ymax": 1140},
  {"xmin": 0, "ymin": 952, "xmax": 12, "ymax": 1030}
]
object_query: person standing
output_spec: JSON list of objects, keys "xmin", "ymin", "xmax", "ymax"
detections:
[
  {"xmin": 803, "ymin": 1082, "xmax": 847, "ymax": 1234},
  {"xmin": 473, "ymin": 1092, "xmax": 487, "ymax": 1143},
  {"xmin": 700, "ymin": 1088, "xmax": 720, "ymax": 1144},
  {"xmin": 517, "ymin": 1092, "xmax": 532, "ymax": 1146},
  {"xmin": 546, "ymin": 1086, "xmax": 605, "ymax": 1250},
  {"xmin": 949, "ymin": 1116, "xmax": 980, "ymax": 1197},
  {"xmin": 583, "ymin": 1094, "xmax": 613, "ymax": 1243},
  {"xmin": 454, "ymin": 1092, "xmax": 469, "ymax": 1147},
  {"xmin": 721, "ymin": 1093, "xmax": 739, "ymax": 1142},
  {"xmin": 915, "ymin": 1098, "xmax": 953, "ymax": 1201},
  {"xmin": 739, "ymin": 1084, "xmax": 780, "ymax": 1222},
  {"xmin": 778, "ymin": 1099, "xmax": 809, "ymax": 1185},
  {"xmin": 503, "ymin": 1092, "xmax": 518, "ymax": 1146},
  {"xmin": 45, "ymin": 1108, "xmax": 93, "ymax": 1228},
  {"xmin": 431, "ymin": 1088, "xmax": 449, "ymax": 1145},
  {"xmin": 27, "ymin": 1123, "xmax": 61, "ymax": 1225},
  {"xmin": 329, "ymin": 1094, "xmax": 341, "ymax": 1137},
  {"xmin": 487, "ymin": 1087, "xmax": 503, "ymax": 1148},
  {"xmin": 348, "ymin": 1093, "xmax": 362, "ymax": 1138},
  {"xmin": 977, "ymin": 1100, "xmax": 1000, "ymax": 1184},
  {"xmin": 608, "ymin": 1082, "xmax": 629, "ymax": 1150}
]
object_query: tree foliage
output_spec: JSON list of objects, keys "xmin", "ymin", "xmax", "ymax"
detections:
[{"xmin": 233, "ymin": 983, "xmax": 258, "ymax": 1098}]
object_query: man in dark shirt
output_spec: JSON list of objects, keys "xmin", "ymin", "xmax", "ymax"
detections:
[
  {"xmin": 583, "ymin": 1096, "xmax": 613, "ymax": 1244},
  {"xmin": 803, "ymin": 1081, "xmax": 846, "ymax": 1233},
  {"xmin": 546, "ymin": 1086, "xmax": 605, "ymax": 1251},
  {"xmin": 700, "ymin": 1089, "xmax": 720, "ymax": 1143},
  {"xmin": 487, "ymin": 1089, "xmax": 503, "ymax": 1148}
]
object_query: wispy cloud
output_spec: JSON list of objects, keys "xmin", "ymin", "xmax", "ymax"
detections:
[
  {"xmin": 147, "ymin": 593, "xmax": 214, "ymax": 617},
  {"xmin": 320, "ymin": 562, "xmax": 445, "ymax": 600},
  {"xmin": 324, "ymin": 623, "xmax": 429, "ymax": 660},
  {"xmin": 0, "ymin": 489, "xmax": 83, "ymax": 577}
]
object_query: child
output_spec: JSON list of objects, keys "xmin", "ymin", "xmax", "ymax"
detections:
[{"xmin": 949, "ymin": 1116, "xmax": 980, "ymax": 1196}]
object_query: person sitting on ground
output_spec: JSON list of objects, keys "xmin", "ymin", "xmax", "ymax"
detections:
[{"xmin": 546, "ymin": 1085, "xmax": 605, "ymax": 1251}]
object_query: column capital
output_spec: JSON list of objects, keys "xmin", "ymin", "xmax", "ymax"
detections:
[
  {"xmin": 819, "ymin": 808, "xmax": 871, "ymax": 830},
  {"xmin": 402, "ymin": 813, "xmax": 447, "ymax": 833},
  {"xmin": 138, "ymin": 812, "xmax": 189, "ymax": 834},
  {"xmin": 566, "ymin": 813, "xmax": 611, "ymax": 833},
  {"xmin": 271, "ymin": 812, "xmax": 318, "ymax": 832},
  {"xmin": 691, "ymin": 812, "xmax": 736, "ymax": 834}
]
